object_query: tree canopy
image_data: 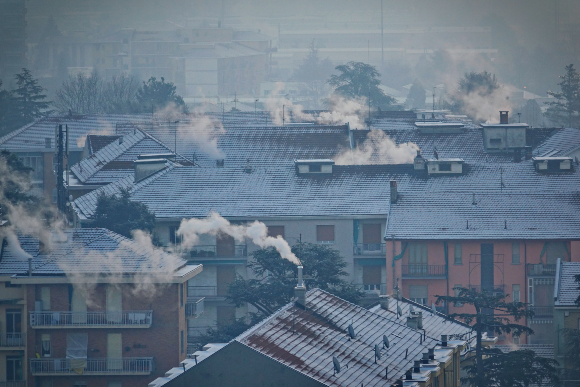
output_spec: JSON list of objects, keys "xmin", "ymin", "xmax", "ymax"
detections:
[
  {"xmin": 328, "ymin": 61, "xmax": 396, "ymax": 109},
  {"xmin": 0, "ymin": 150, "xmax": 35, "ymax": 212},
  {"xmin": 136, "ymin": 76, "xmax": 187, "ymax": 113},
  {"xmin": 92, "ymin": 189, "xmax": 156, "ymax": 239},
  {"xmin": 545, "ymin": 64, "xmax": 580, "ymax": 128},
  {"xmin": 406, "ymin": 80, "xmax": 426, "ymax": 110},
  {"xmin": 436, "ymin": 287, "xmax": 538, "ymax": 387}
]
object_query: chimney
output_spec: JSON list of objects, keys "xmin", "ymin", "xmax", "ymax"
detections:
[
  {"xmin": 413, "ymin": 360, "xmax": 421, "ymax": 373},
  {"xmin": 428, "ymin": 348, "xmax": 435, "ymax": 360},
  {"xmin": 500, "ymin": 111, "xmax": 509, "ymax": 124},
  {"xmin": 379, "ymin": 295, "xmax": 390, "ymax": 310},
  {"xmin": 405, "ymin": 369, "xmax": 413, "ymax": 380},
  {"xmin": 294, "ymin": 265, "xmax": 306, "ymax": 309},
  {"xmin": 441, "ymin": 334, "xmax": 448, "ymax": 346},
  {"xmin": 513, "ymin": 148, "xmax": 521, "ymax": 163},
  {"xmin": 28, "ymin": 257, "xmax": 32, "ymax": 277},
  {"xmin": 413, "ymin": 150, "xmax": 425, "ymax": 170},
  {"xmin": 390, "ymin": 180, "xmax": 398, "ymax": 203},
  {"xmin": 417, "ymin": 312, "xmax": 423, "ymax": 329},
  {"xmin": 422, "ymin": 352, "xmax": 429, "ymax": 364},
  {"xmin": 216, "ymin": 159, "xmax": 224, "ymax": 168}
]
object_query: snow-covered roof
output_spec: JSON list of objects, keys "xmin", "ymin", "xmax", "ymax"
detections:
[
  {"xmin": 554, "ymin": 260, "xmax": 580, "ymax": 307},
  {"xmin": 534, "ymin": 128, "xmax": 580, "ymax": 157},
  {"xmin": 0, "ymin": 228, "xmax": 195, "ymax": 279}
]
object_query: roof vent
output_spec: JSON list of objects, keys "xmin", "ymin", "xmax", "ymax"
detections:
[
  {"xmin": 295, "ymin": 159, "xmax": 334, "ymax": 175},
  {"xmin": 426, "ymin": 158, "xmax": 464, "ymax": 175},
  {"xmin": 532, "ymin": 156, "xmax": 573, "ymax": 173},
  {"xmin": 379, "ymin": 295, "xmax": 389, "ymax": 310},
  {"xmin": 441, "ymin": 334, "xmax": 448, "ymax": 346},
  {"xmin": 500, "ymin": 111, "xmax": 509, "ymax": 124},
  {"xmin": 216, "ymin": 159, "xmax": 224, "ymax": 168},
  {"xmin": 406, "ymin": 311, "xmax": 423, "ymax": 330},
  {"xmin": 413, "ymin": 150, "xmax": 425, "ymax": 170},
  {"xmin": 134, "ymin": 159, "xmax": 167, "ymax": 182},
  {"xmin": 244, "ymin": 158, "xmax": 252, "ymax": 174}
]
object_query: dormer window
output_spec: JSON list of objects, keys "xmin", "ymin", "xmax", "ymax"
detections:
[
  {"xmin": 294, "ymin": 159, "xmax": 334, "ymax": 175},
  {"xmin": 532, "ymin": 157, "xmax": 573, "ymax": 173},
  {"xmin": 426, "ymin": 158, "xmax": 464, "ymax": 175}
]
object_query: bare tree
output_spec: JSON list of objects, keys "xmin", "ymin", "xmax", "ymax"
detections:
[
  {"xmin": 101, "ymin": 74, "xmax": 140, "ymax": 114},
  {"xmin": 53, "ymin": 71, "xmax": 104, "ymax": 115}
]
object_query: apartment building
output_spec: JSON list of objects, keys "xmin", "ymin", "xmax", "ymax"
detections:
[
  {"xmin": 0, "ymin": 0, "xmax": 27, "ymax": 79},
  {"xmin": 150, "ymin": 287, "xmax": 470, "ymax": 387},
  {"xmin": 0, "ymin": 228, "xmax": 203, "ymax": 387}
]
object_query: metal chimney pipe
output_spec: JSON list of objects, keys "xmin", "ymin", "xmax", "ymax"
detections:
[
  {"xmin": 413, "ymin": 360, "xmax": 421, "ymax": 373},
  {"xmin": 441, "ymin": 334, "xmax": 448, "ymax": 346},
  {"xmin": 297, "ymin": 265, "xmax": 304, "ymax": 288}
]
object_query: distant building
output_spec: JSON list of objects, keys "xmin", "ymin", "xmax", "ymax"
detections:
[
  {"xmin": 0, "ymin": 0, "xmax": 27, "ymax": 80},
  {"xmin": 0, "ymin": 228, "xmax": 203, "ymax": 387},
  {"xmin": 149, "ymin": 287, "xmax": 471, "ymax": 387}
]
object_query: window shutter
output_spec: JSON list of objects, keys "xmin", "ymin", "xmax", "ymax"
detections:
[
  {"xmin": 267, "ymin": 226, "xmax": 285, "ymax": 238},
  {"xmin": 316, "ymin": 225, "xmax": 335, "ymax": 242},
  {"xmin": 362, "ymin": 224, "xmax": 381, "ymax": 244}
]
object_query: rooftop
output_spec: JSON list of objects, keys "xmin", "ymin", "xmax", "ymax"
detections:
[{"xmin": 554, "ymin": 260, "xmax": 580, "ymax": 307}]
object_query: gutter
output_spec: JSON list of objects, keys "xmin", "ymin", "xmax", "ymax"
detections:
[{"xmin": 553, "ymin": 258, "xmax": 561, "ymax": 304}]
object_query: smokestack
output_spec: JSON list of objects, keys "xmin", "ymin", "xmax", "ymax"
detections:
[
  {"xmin": 294, "ymin": 265, "xmax": 306, "ymax": 308},
  {"xmin": 405, "ymin": 369, "xmax": 413, "ymax": 380},
  {"xmin": 413, "ymin": 360, "xmax": 421, "ymax": 373},
  {"xmin": 390, "ymin": 180, "xmax": 398, "ymax": 204},
  {"xmin": 428, "ymin": 348, "xmax": 435, "ymax": 360},
  {"xmin": 441, "ymin": 334, "xmax": 448, "ymax": 346},
  {"xmin": 422, "ymin": 352, "xmax": 429, "ymax": 364},
  {"xmin": 500, "ymin": 111, "xmax": 509, "ymax": 124},
  {"xmin": 379, "ymin": 295, "xmax": 390, "ymax": 310},
  {"xmin": 413, "ymin": 150, "xmax": 425, "ymax": 171}
]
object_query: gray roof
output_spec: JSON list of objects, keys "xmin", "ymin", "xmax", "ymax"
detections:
[
  {"xmin": 0, "ymin": 228, "xmax": 191, "ymax": 277},
  {"xmin": 369, "ymin": 297, "xmax": 474, "ymax": 343},
  {"xmin": 233, "ymin": 288, "xmax": 444, "ymax": 386},
  {"xmin": 69, "ymin": 129, "xmax": 191, "ymax": 185},
  {"xmin": 534, "ymin": 128, "xmax": 580, "ymax": 157},
  {"xmin": 555, "ymin": 261, "xmax": 580, "ymax": 307},
  {"xmin": 496, "ymin": 344, "xmax": 555, "ymax": 359},
  {"xmin": 0, "ymin": 115, "xmax": 153, "ymax": 152},
  {"xmin": 386, "ymin": 192, "xmax": 580, "ymax": 240}
]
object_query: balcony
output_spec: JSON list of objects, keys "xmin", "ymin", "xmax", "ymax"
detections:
[
  {"xmin": 353, "ymin": 243, "xmax": 386, "ymax": 256},
  {"xmin": 356, "ymin": 283, "xmax": 387, "ymax": 295},
  {"xmin": 188, "ymin": 286, "xmax": 217, "ymax": 297},
  {"xmin": 529, "ymin": 306, "xmax": 554, "ymax": 318},
  {"xmin": 185, "ymin": 297, "xmax": 205, "ymax": 318},
  {"xmin": 30, "ymin": 311, "xmax": 153, "ymax": 328},
  {"xmin": 30, "ymin": 357, "xmax": 154, "ymax": 376},
  {"xmin": 402, "ymin": 265, "xmax": 446, "ymax": 278},
  {"xmin": 0, "ymin": 382, "xmax": 26, "ymax": 387},
  {"xmin": 189, "ymin": 245, "xmax": 247, "ymax": 259},
  {"xmin": 468, "ymin": 285, "xmax": 505, "ymax": 294},
  {"xmin": 527, "ymin": 264, "xmax": 557, "ymax": 277},
  {"xmin": 0, "ymin": 332, "xmax": 25, "ymax": 348}
]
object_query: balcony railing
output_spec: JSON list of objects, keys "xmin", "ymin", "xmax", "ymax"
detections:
[
  {"xmin": 0, "ymin": 382, "xmax": 26, "ymax": 387},
  {"xmin": 0, "ymin": 332, "xmax": 25, "ymax": 347},
  {"xmin": 356, "ymin": 283, "xmax": 387, "ymax": 295},
  {"xmin": 30, "ymin": 310, "xmax": 152, "ymax": 328},
  {"xmin": 402, "ymin": 265, "xmax": 446, "ymax": 277},
  {"xmin": 468, "ymin": 285, "xmax": 505, "ymax": 294},
  {"xmin": 185, "ymin": 297, "xmax": 205, "ymax": 317},
  {"xmin": 527, "ymin": 264, "xmax": 557, "ymax": 277},
  {"xmin": 189, "ymin": 245, "xmax": 247, "ymax": 258},
  {"xmin": 30, "ymin": 357, "xmax": 154, "ymax": 375},
  {"xmin": 353, "ymin": 243, "xmax": 386, "ymax": 255},
  {"xmin": 529, "ymin": 306, "xmax": 554, "ymax": 318},
  {"xmin": 188, "ymin": 286, "xmax": 218, "ymax": 297}
]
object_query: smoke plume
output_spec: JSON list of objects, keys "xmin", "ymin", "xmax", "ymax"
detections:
[
  {"xmin": 334, "ymin": 129, "xmax": 419, "ymax": 165},
  {"xmin": 177, "ymin": 212, "xmax": 300, "ymax": 265}
]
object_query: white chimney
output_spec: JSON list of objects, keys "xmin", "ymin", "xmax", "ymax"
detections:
[{"xmin": 294, "ymin": 265, "xmax": 306, "ymax": 308}]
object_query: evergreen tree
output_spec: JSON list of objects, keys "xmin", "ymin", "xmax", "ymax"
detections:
[
  {"xmin": 12, "ymin": 69, "xmax": 51, "ymax": 126},
  {"xmin": 546, "ymin": 64, "xmax": 580, "ymax": 128},
  {"xmin": 407, "ymin": 80, "xmax": 426, "ymax": 110}
]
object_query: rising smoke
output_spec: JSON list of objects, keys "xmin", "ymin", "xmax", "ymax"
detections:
[
  {"xmin": 334, "ymin": 129, "xmax": 419, "ymax": 165},
  {"xmin": 177, "ymin": 212, "xmax": 300, "ymax": 265}
]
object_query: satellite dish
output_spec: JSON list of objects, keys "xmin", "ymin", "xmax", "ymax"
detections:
[
  {"xmin": 409, "ymin": 305, "xmax": 415, "ymax": 314},
  {"xmin": 375, "ymin": 344, "xmax": 382, "ymax": 362},
  {"xmin": 333, "ymin": 356, "xmax": 341, "ymax": 375},
  {"xmin": 397, "ymin": 305, "xmax": 402, "ymax": 316},
  {"xmin": 383, "ymin": 335, "xmax": 390, "ymax": 349},
  {"xmin": 348, "ymin": 324, "xmax": 356, "ymax": 339}
]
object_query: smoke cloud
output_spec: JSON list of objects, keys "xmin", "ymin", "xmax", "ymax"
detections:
[
  {"xmin": 334, "ymin": 129, "xmax": 419, "ymax": 165},
  {"xmin": 453, "ymin": 85, "xmax": 513, "ymax": 124},
  {"xmin": 177, "ymin": 212, "xmax": 300, "ymax": 265}
]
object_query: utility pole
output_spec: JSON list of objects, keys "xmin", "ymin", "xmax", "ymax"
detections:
[{"xmin": 55, "ymin": 124, "xmax": 68, "ymax": 214}]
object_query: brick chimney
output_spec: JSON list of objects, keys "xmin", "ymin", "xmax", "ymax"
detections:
[
  {"xmin": 390, "ymin": 180, "xmax": 398, "ymax": 203},
  {"xmin": 500, "ymin": 111, "xmax": 509, "ymax": 124}
]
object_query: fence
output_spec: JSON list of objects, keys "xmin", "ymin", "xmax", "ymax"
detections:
[
  {"xmin": 29, "ymin": 311, "xmax": 152, "ymax": 328},
  {"xmin": 30, "ymin": 357, "xmax": 154, "ymax": 375}
]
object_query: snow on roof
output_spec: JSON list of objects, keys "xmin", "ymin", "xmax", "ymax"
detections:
[
  {"xmin": 496, "ymin": 344, "xmax": 554, "ymax": 359},
  {"xmin": 69, "ymin": 128, "xmax": 191, "ymax": 184},
  {"xmin": 534, "ymin": 128, "xmax": 580, "ymax": 157},
  {"xmin": 234, "ymin": 289, "xmax": 443, "ymax": 386},
  {"xmin": 555, "ymin": 261, "xmax": 580, "ymax": 307},
  {"xmin": 0, "ymin": 228, "xmax": 193, "ymax": 278},
  {"xmin": 386, "ymin": 192, "xmax": 580, "ymax": 240}
]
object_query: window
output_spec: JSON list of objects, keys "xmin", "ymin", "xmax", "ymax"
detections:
[
  {"xmin": 362, "ymin": 266, "xmax": 382, "ymax": 291},
  {"xmin": 512, "ymin": 284, "xmax": 521, "ymax": 303},
  {"xmin": 512, "ymin": 336, "xmax": 520, "ymax": 345},
  {"xmin": 439, "ymin": 163, "xmax": 452, "ymax": 171},
  {"xmin": 512, "ymin": 242, "xmax": 520, "ymax": 264},
  {"xmin": 454, "ymin": 243, "xmax": 462, "ymax": 265},
  {"xmin": 490, "ymin": 138, "xmax": 502, "ymax": 146},
  {"xmin": 41, "ymin": 287, "xmax": 51, "ymax": 310},
  {"xmin": 181, "ymin": 330, "xmax": 184, "ymax": 354},
  {"xmin": 41, "ymin": 334, "xmax": 51, "ymax": 357},
  {"xmin": 309, "ymin": 164, "xmax": 321, "ymax": 172},
  {"xmin": 180, "ymin": 284, "xmax": 184, "ymax": 308},
  {"xmin": 453, "ymin": 285, "xmax": 464, "ymax": 307},
  {"xmin": 6, "ymin": 356, "xmax": 22, "ymax": 381},
  {"xmin": 6, "ymin": 309, "xmax": 22, "ymax": 333},
  {"xmin": 169, "ymin": 226, "xmax": 183, "ymax": 245},
  {"xmin": 409, "ymin": 285, "xmax": 428, "ymax": 305},
  {"xmin": 316, "ymin": 225, "xmax": 335, "ymax": 244},
  {"xmin": 362, "ymin": 224, "xmax": 382, "ymax": 249},
  {"xmin": 18, "ymin": 153, "xmax": 44, "ymax": 182},
  {"xmin": 267, "ymin": 226, "xmax": 285, "ymax": 238}
]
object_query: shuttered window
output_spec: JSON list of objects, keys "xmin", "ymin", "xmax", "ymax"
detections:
[
  {"xmin": 316, "ymin": 225, "xmax": 335, "ymax": 243},
  {"xmin": 409, "ymin": 285, "xmax": 428, "ymax": 305},
  {"xmin": 267, "ymin": 226, "xmax": 285, "ymax": 238},
  {"xmin": 362, "ymin": 224, "xmax": 382, "ymax": 244},
  {"xmin": 454, "ymin": 244, "xmax": 462, "ymax": 265},
  {"xmin": 512, "ymin": 242, "xmax": 520, "ymax": 264},
  {"xmin": 409, "ymin": 243, "xmax": 428, "ymax": 264}
]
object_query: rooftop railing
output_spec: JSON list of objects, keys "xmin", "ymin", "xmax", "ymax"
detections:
[
  {"xmin": 30, "ymin": 357, "xmax": 154, "ymax": 375},
  {"xmin": 402, "ymin": 265, "xmax": 446, "ymax": 278},
  {"xmin": 189, "ymin": 245, "xmax": 247, "ymax": 258},
  {"xmin": 0, "ymin": 332, "xmax": 25, "ymax": 347},
  {"xmin": 30, "ymin": 310, "xmax": 152, "ymax": 328},
  {"xmin": 527, "ymin": 264, "xmax": 557, "ymax": 277},
  {"xmin": 185, "ymin": 297, "xmax": 205, "ymax": 318},
  {"xmin": 353, "ymin": 243, "xmax": 386, "ymax": 255}
]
